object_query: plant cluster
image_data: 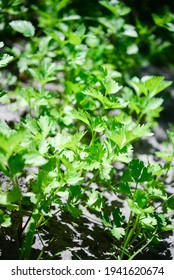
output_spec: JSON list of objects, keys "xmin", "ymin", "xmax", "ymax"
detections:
[{"xmin": 0, "ymin": 0, "xmax": 174, "ymax": 259}]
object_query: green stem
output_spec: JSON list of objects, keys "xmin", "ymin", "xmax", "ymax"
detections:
[
  {"xmin": 20, "ymin": 213, "xmax": 32, "ymax": 235},
  {"xmin": 120, "ymin": 214, "xmax": 140, "ymax": 259},
  {"xmin": 162, "ymin": 160, "xmax": 173, "ymax": 183},
  {"xmin": 154, "ymin": 193, "xmax": 174, "ymax": 211},
  {"xmin": 36, "ymin": 232, "xmax": 46, "ymax": 260},
  {"xmin": 120, "ymin": 211, "xmax": 132, "ymax": 259},
  {"xmin": 20, "ymin": 208, "xmax": 40, "ymax": 260},
  {"xmin": 90, "ymin": 130, "xmax": 96, "ymax": 146},
  {"xmin": 129, "ymin": 229, "xmax": 157, "ymax": 260},
  {"xmin": 128, "ymin": 225, "xmax": 142, "ymax": 248},
  {"xmin": 134, "ymin": 182, "xmax": 139, "ymax": 193},
  {"xmin": 136, "ymin": 112, "xmax": 144, "ymax": 125},
  {"xmin": 37, "ymin": 213, "xmax": 44, "ymax": 228},
  {"xmin": 11, "ymin": 176, "xmax": 23, "ymax": 251},
  {"xmin": 11, "ymin": 176, "xmax": 17, "ymax": 188}
]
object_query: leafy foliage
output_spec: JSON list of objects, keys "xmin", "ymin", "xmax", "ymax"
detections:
[
  {"xmin": 9, "ymin": 20, "xmax": 35, "ymax": 37},
  {"xmin": 0, "ymin": 0, "xmax": 174, "ymax": 260}
]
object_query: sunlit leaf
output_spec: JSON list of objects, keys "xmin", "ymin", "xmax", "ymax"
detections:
[
  {"xmin": 0, "ymin": 54, "xmax": 13, "ymax": 68},
  {"xmin": 111, "ymin": 226, "xmax": 125, "ymax": 240},
  {"xmin": 9, "ymin": 20, "xmax": 35, "ymax": 37}
]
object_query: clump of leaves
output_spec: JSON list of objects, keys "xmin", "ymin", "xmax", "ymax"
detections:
[{"xmin": 123, "ymin": 76, "xmax": 172, "ymax": 126}]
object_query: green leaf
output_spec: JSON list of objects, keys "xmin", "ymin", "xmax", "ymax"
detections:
[
  {"xmin": 8, "ymin": 0, "xmax": 24, "ymax": 7},
  {"xmin": 69, "ymin": 185, "xmax": 82, "ymax": 201},
  {"xmin": 134, "ymin": 190, "xmax": 148, "ymax": 208},
  {"xmin": 91, "ymin": 116, "xmax": 106, "ymax": 132},
  {"xmin": 7, "ymin": 187, "xmax": 22, "ymax": 203},
  {"xmin": 101, "ymin": 212, "xmax": 111, "ymax": 227},
  {"xmin": 152, "ymin": 13, "xmax": 166, "ymax": 27},
  {"xmin": 55, "ymin": 0, "xmax": 69, "ymax": 13},
  {"xmin": 148, "ymin": 163, "xmax": 164, "ymax": 177},
  {"xmin": 128, "ymin": 159, "xmax": 153, "ymax": 182},
  {"xmin": 38, "ymin": 115, "xmax": 53, "ymax": 137},
  {"xmin": 0, "ymin": 42, "xmax": 4, "ymax": 48},
  {"xmin": 0, "ymin": 90, "xmax": 7, "ymax": 98},
  {"xmin": 114, "ymin": 147, "xmax": 133, "ymax": 163},
  {"xmin": 87, "ymin": 190, "xmax": 104, "ymax": 212},
  {"xmin": 24, "ymin": 153, "xmax": 48, "ymax": 166},
  {"xmin": 68, "ymin": 24, "xmax": 86, "ymax": 45},
  {"xmin": 129, "ymin": 159, "xmax": 144, "ymax": 180},
  {"xmin": 8, "ymin": 153, "xmax": 25, "ymax": 176},
  {"xmin": 50, "ymin": 133, "xmax": 71, "ymax": 151},
  {"xmin": 28, "ymin": 68, "xmax": 41, "ymax": 82},
  {"xmin": 100, "ymin": 160, "xmax": 112, "ymax": 180},
  {"xmin": 132, "ymin": 76, "xmax": 172, "ymax": 97},
  {"xmin": 112, "ymin": 208, "xmax": 125, "ymax": 227},
  {"xmin": 152, "ymin": 13, "xmax": 174, "ymax": 32},
  {"xmin": 22, "ymin": 192, "xmax": 37, "ymax": 205},
  {"xmin": 0, "ymin": 130, "xmax": 26, "ymax": 158},
  {"xmin": 59, "ymin": 132, "xmax": 86, "ymax": 152},
  {"xmin": 166, "ymin": 196, "xmax": 174, "ymax": 210},
  {"xmin": 127, "ymin": 198, "xmax": 142, "ymax": 215},
  {"xmin": 0, "ymin": 121, "xmax": 12, "ymax": 136},
  {"xmin": 83, "ymin": 88, "xmax": 127, "ymax": 109},
  {"xmin": 139, "ymin": 165, "xmax": 153, "ymax": 182},
  {"xmin": 123, "ymin": 24, "xmax": 138, "ymax": 37},
  {"xmin": 127, "ymin": 44, "xmax": 139, "ymax": 54},
  {"xmin": 72, "ymin": 109, "xmax": 90, "ymax": 126},
  {"xmin": 85, "ymin": 34, "xmax": 100, "ymax": 48},
  {"xmin": 148, "ymin": 187, "xmax": 166, "ymax": 200},
  {"xmin": 107, "ymin": 123, "xmax": 152, "ymax": 149},
  {"xmin": 102, "ymin": 77, "xmax": 122, "ymax": 95},
  {"xmin": 63, "ymin": 15, "xmax": 81, "ymax": 21},
  {"xmin": 141, "ymin": 215, "xmax": 157, "ymax": 230},
  {"xmin": 44, "ymin": 182, "xmax": 61, "ymax": 195},
  {"xmin": 0, "ymin": 193, "xmax": 19, "ymax": 211},
  {"xmin": 126, "ymin": 124, "xmax": 153, "ymax": 143},
  {"xmin": 65, "ymin": 171, "xmax": 83, "ymax": 186},
  {"xmin": 155, "ymin": 151, "xmax": 173, "ymax": 162},
  {"xmin": 61, "ymin": 150, "xmax": 74, "ymax": 162},
  {"xmin": 119, "ymin": 182, "xmax": 132, "ymax": 195},
  {"xmin": 38, "ymin": 139, "xmax": 49, "ymax": 154},
  {"xmin": 87, "ymin": 190, "xmax": 100, "ymax": 206},
  {"xmin": 98, "ymin": 17, "xmax": 121, "ymax": 33},
  {"xmin": 167, "ymin": 129, "xmax": 174, "ymax": 146},
  {"xmin": 66, "ymin": 203, "xmax": 82, "ymax": 218},
  {"xmin": 2, "ymin": 217, "xmax": 11, "ymax": 227},
  {"xmin": 162, "ymin": 225, "xmax": 174, "ymax": 231},
  {"xmin": 99, "ymin": 1, "xmax": 130, "ymax": 16},
  {"xmin": 23, "ymin": 118, "xmax": 39, "ymax": 136},
  {"xmin": 127, "ymin": 198, "xmax": 154, "ymax": 215},
  {"xmin": 0, "ymin": 54, "xmax": 13, "ymax": 68},
  {"xmin": 9, "ymin": 20, "xmax": 35, "ymax": 37},
  {"xmin": 84, "ymin": 143, "xmax": 105, "ymax": 171},
  {"xmin": 144, "ymin": 76, "xmax": 172, "ymax": 97},
  {"xmin": 84, "ymin": 161, "xmax": 100, "ymax": 171},
  {"xmin": 143, "ymin": 98, "xmax": 163, "ymax": 114},
  {"xmin": 111, "ymin": 226, "xmax": 125, "ymax": 240},
  {"xmin": 0, "ymin": 214, "xmax": 11, "ymax": 227}
]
